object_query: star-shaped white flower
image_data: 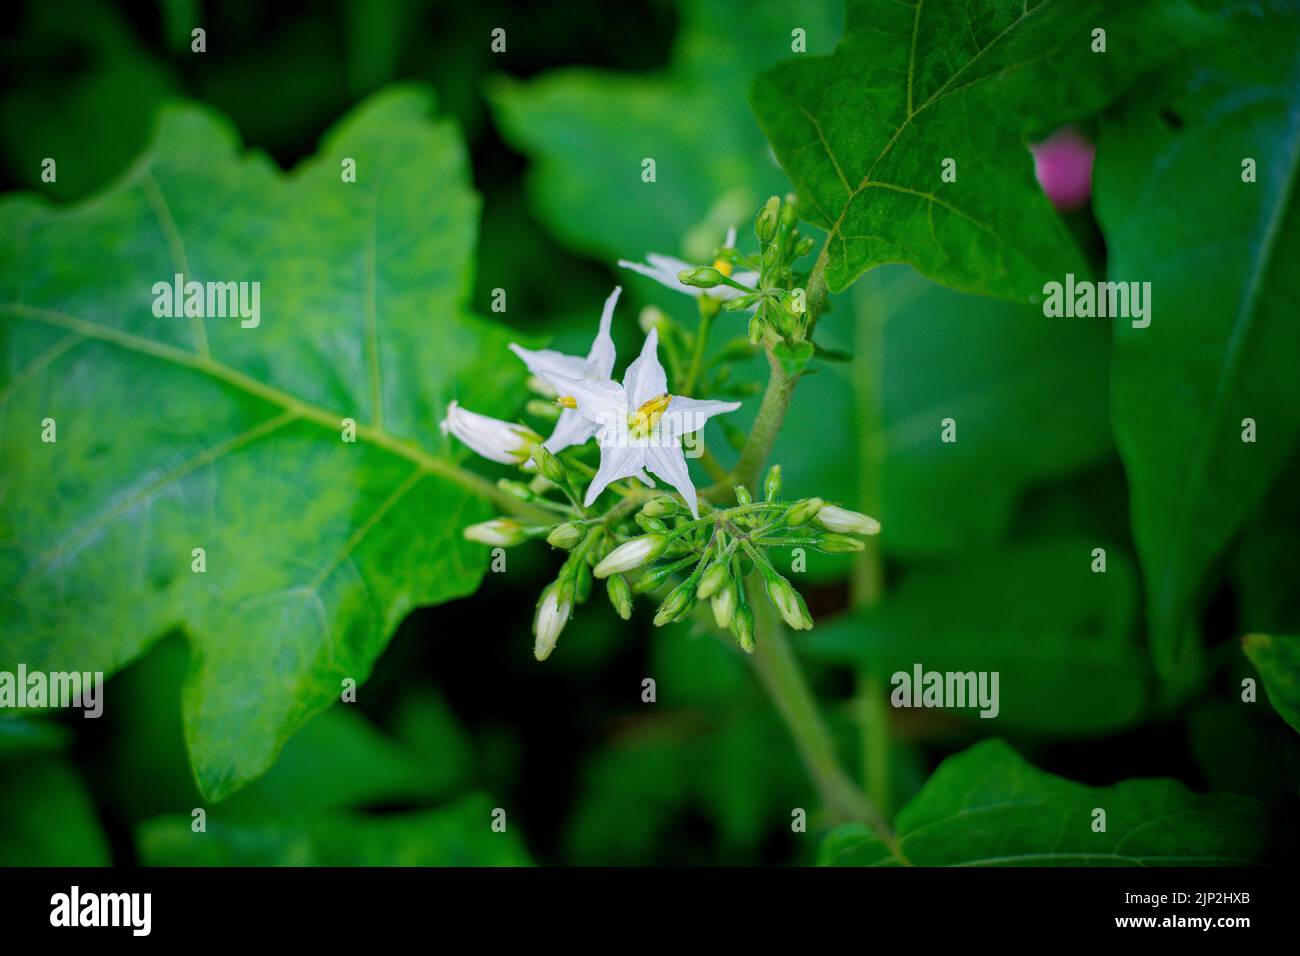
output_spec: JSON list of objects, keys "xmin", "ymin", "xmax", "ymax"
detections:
[
  {"xmin": 550, "ymin": 328, "xmax": 739, "ymax": 517},
  {"xmin": 618, "ymin": 227, "xmax": 759, "ymax": 305},
  {"xmin": 508, "ymin": 286, "xmax": 621, "ymax": 455}
]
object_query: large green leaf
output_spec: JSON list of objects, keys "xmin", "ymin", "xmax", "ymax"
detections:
[
  {"xmin": 861, "ymin": 265, "xmax": 1112, "ymax": 554},
  {"xmin": 489, "ymin": 0, "xmax": 843, "ymax": 265},
  {"xmin": 752, "ymin": 0, "xmax": 1215, "ymax": 299},
  {"xmin": 0, "ymin": 87, "xmax": 523, "ymax": 800},
  {"xmin": 820, "ymin": 739, "xmax": 1268, "ymax": 865},
  {"xmin": 1243, "ymin": 633, "xmax": 1300, "ymax": 736},
  {"xmin": 1096, "ymin": 6, "xmax": 1300, "ymax": 676},
  {"xmin": 804, "ymin": 540, "xmax": 1147, "ymax": 735},
  {"xmin": 136, "ymin": 795, "xmax": 532, "ymax": 866}
]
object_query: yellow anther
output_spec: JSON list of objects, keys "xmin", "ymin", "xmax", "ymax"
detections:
[
  {"xmin": 628, "ymin": 393, "xmax": 672, "ymax": 436},
  {"xmin": 555, "ymin": 395, "xmax": 578, "ymax": 409},
  {"xmin": 712, "ymin": 258, "xmax": 734, "ymax": 278}
]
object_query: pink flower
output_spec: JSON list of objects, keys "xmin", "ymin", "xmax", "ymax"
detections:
[{"xmin": 1030, "ymin": 127, "xmax": 1095, "ymax": 212}]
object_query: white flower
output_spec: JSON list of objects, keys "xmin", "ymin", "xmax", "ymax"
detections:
[
  {"xmin": 440, "ymin": 400, "xmax": 540, "ymax": 464},
  {"xmin": 618, "ymin": 227, "xmax": 759, "ymax": 305},
  {"xmin": 508, "ymin": 286, "xmax": 621, "ymax": 455},
  {"xmin": 815, "ymin": 504, "xmax": 881, "ymax": 536},
  {"xmin": 533, "ymin": 586, "xmax": 571, "ymax": 661},
  {"xmin": 551, "ymin": 328, "xmax": 740, "ymax": 518}
]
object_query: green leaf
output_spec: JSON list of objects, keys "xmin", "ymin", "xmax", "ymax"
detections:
[
  {"xmin": 752, "ymin": 0, "xmax": 1215, "ymax": 298},
  {"xmin": 864, "ymin": 266, "xmax": 1113, "ymax": 554},
  {"xmin": 0, "ymin": 756, "xmax": 111, "ymax": 865},
  {"xmin": 0, "ymin": 87, "xmax": 525, "ymax": 800},
  {"xmin": 1243, "ymin": 633, "xmax": 1300, "ymax": 736},
  {"xmin": 1096, "ymin": 7, "xmax": 1300, "ymax": 676},
  {"xmin": 804, "ymin": 540, "xmax": 1147, "ymax": 735},
  {"xmin": 0, "ymin": 715, "xmax": 70, "ymax": 758},
  {"xmin": 488, "ymin": 0, "xmax": 843, "ymax": 265},
  {"xmin": 772, "ymin": 340, "xmax": 815, "ymax": 377},
  {"xmin": 820, "ymin": 739, "xmax": 1269, "ymax": 866},
  {"xmin": 136, "ymin": 795, "xmax": 532, "ymax": 866}
]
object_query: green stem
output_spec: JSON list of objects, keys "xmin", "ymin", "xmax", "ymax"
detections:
[
  {"xmin": 682, "ymin": 299, "xmax": 716, "ymax": 395},
  {"xmin": 749, "ymin": 595, "xmax": 898, "ymax": 845}
]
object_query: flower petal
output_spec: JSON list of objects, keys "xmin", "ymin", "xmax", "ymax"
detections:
[
  {"xmin": 542, "ymin": 408, "xmax": 597, "ymax": 454},
  {"xmin": 584, "ymin": 442, "xmax": 646, "ymax": 507},
  {"xmin": 548, "ymin": 373, "xmax": 626, "ymax": 428},
  {"xmin": 622, "ymin": 327, "xmax": 668, "ymax": 408},
  {"xmin": 507, "ymin": 343, "xmax": 589, "ymax": 385},
  {"xmin": 660, "ymin": 395, "xmax": 741, "ymax": 443},
  {"xmin": 644, "ymin": 443, "xmax": 698, "ymax": 517},
  {"xmin": 586, "ymin": 286, "xmax": 620, "ymax": 379}
]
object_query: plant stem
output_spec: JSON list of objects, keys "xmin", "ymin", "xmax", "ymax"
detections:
[
  {"xmin": 682, "ymin": 300, "xmax": 715, "ymax": 395},
  {"xmin": 729, "ymin": 243, "xmax": 830, "ymax": 490},
  {"xmin": 749, "ymin": 595, "xmax": 897, "ymax": 840}
]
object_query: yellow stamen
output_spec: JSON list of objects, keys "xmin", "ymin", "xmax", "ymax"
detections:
[
  {"xmin": 628, "ymin": 393, "xmax": 672, "ymax": 436},
  {"xmin": 555, "ymin": 395, "xmax": 578, "ymax": 409},
  {"xmin": 712, "ymin": 258, "xmax": 733, "ymax": 278}
]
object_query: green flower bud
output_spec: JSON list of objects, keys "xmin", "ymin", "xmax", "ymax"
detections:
[
  {"xmin": 497, "ymin": 479, "xmax": 537, "ymax": 501},
  {"xmin": 635, "ymin": 513, "xmax": 669, "ymax": 534},
  {"xmin": 711, "ymin": 579, "xmax": 737, "ymax": 629},
  {"xmin": 678, "ymin": 266, "xmax": 725, "ymax": 289},
  {"xmin": 654, "ymin": 578, "xmax": 697, "ymax": 626},
  {"xmin": 779, "ymin": 193, "xmax": 798, "ymax": 231},
  {"xmin": 784, "ymin": 497, "xmax": 825, "ymax": 527},
  {"xmin": 463, "ymin": 518, "xmax": 527, "ymax": 547},
  {"xmin": 525, "ymin": 399, "xmax": 561, "ymax": 420},
  {"xmin": 595, "ymin": 533, "xmax": 669, "ymax": 578},
  {"xmin": 532, "ymin": 444, "xmax": 568, "ymax": 485},
  {"xmin": 721, "ymin": 292, "xmax": 764, "ymax": 312},
  {"xmin": 764, "ymin": 465, "xmax": 783, "ymax": 502},
  {"xmin": 546, "ymin": 522, "xmax": 584, "ymax": 549},
  {"xmin": 794, "ymin": 235, "xmax": 816, "ymax": 258},
  {"xmin": 639, "ymin": 305, "xmax": 670, "ymax": 335},
  {"xmin": 574, "ymin": 560, "xmax": 592, "ymax": 603},
  {"xmin": 696, "ymin": 559, "xmax": 731, "ymax": 599},
  {"xmin": 732, "ymin": 604, "xmax": 755, "ymax": 653},
  {"xmin": 640, "ymin": 495, "xmax": 680, "ymax": 518},
  {"xmin": 606, "ymin": 573, "xmax": 633, "ymax": 621},
  {"xmin": 765, "ymin": 572, "xmax": 813, "ymax": 631},
  {"xmin": 755, "ymin": 196, "xmax": 781, "ymax": 245},
  {"xmin": 814, "ymin": 533, "xmax": 866, "ymax": 553}
]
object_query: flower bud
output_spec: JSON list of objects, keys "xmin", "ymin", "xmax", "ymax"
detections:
[
  {"xmin": 525, "ymin": 398, "xmax": 562, "ymax": 420},
  {"xmin": 640, "ymin": 496, "xmax": 679, "ymax": 518},
  {"xmin": 639, "ymin": 305, "xmax": 669, "ymax": 335},
  {"xmin": 815, "ymin": 504, "xmax": 881, "ymax": 536},
  {"xmin": 594, "ymin": 533, "xmax": 669, "ymax": 578},
  {"xmin": 732, "ymin": 604, "xmax": 755, "ymax": 653},
  {"xmin": 779, "ymin": 193, "xmax": 798, "ymax": 231},
  {"xmin": 815, "ymin": 533, "xmax": 866, "ymax": 553},
  {"xmin": 696, "ymin": 559, "xmax": 731, "ymax": 599},
  {"xmin": 497, "ymin": 479, "xmax": 537, "ymax": 502},
  {"xmin": 654, "ymin": 578, "xmax": 697, "ymax": 626},
  {"xmin": 575, "ymin": 561, "xmax": 592, "ymax": 603},
  {"xmin": 635, "ymin": 513, "xmax": 669, "ymax": 534},
  {"xmin": 764, "ymin": 465, "xmax": 782, "ymax": 502},
  {"xmin": 722, "ymin": 292, "xmax": 764, "ymax": 312},
  {"xmin": 765, "ymin": 572, "xmax": 813, "ymax": 631},
  {"xmin": 463, "ymin": 518, "xmax": 527, "ymax": 547},
  {"xmin": 755, "ymin": 195, "xmax": 781, "ymax": 245},
  {"xmin": 546, "ymin": 522, "xmax": 584, "ymax": 549},
  {"xmin": 677, "ymin": 266, "xmax": 725, "ymax": 289},
  {"xmin": 784, "ymin": 497, "xmax": 825, "ymax": 527},
  {"xmin": 733, "ymin": 484, "xmax": 753, "ymax": 506},
  {"xmin": 533, "ymin": 585, "xmax": 571, "ymax": 661},
  {"xmin": 441, "ymin": 401, "xmax": 541, "ymax": 465},
  {"xmin": 532, "ymin": 444, "xmax": 568, "ymax": 485},
  {"xmin": 711, "ymin": 579, "xmax": 736, "ymax": 629},
  {"xmin": 606, "ymin": 573, "xmax": 633, "ymax": 621},
  {"xmin": 794, "ymin": 235, "xmax": 815, "ymax": 258}
]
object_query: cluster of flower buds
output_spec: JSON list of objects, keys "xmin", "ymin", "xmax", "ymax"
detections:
[
  {"xmin": 445, "ymin": 196, "xmax": 878, "ymax": 661},
  {"xmin": 674, "ymin": 194, "xmax": 816, "ymax": 345}
]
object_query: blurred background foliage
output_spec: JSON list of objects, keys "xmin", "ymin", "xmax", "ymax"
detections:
[{"xmin": 1, "ymin": 0, "xmax": 1297, "ymax": 866}]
